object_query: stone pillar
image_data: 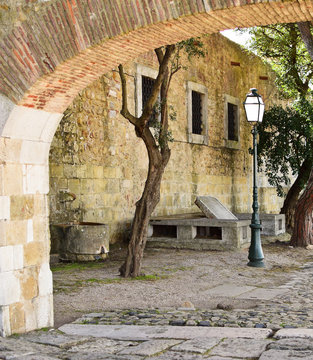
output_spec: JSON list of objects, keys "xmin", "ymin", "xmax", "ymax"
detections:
[{"xmin": 0, "ymin": 98, "xmax": 62, "ymax": 336}]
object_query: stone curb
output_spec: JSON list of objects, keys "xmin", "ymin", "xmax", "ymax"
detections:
[{"xmin": 59, "ymin": 324, "xmax": 273, "ymax": 341}]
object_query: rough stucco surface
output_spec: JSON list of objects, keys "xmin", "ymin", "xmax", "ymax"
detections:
[{"xmin": 49, "ymin": 33, "xmax": 284, "ymax": 245}]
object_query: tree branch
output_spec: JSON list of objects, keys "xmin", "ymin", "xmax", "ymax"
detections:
[
  {"xmin": 155, "ymin": 47, "xmax": 164, "ymax": 65},
  {"xmin": 140, "ymin": 44, "xmax": 175, "ymax": 127},
  {"xmin": 118, "ymin": 64, "xmax": 139, "ymax": 126},
  {"xmin": 298, "ymin": 22, "xmax": 313, "ymax": 60}
]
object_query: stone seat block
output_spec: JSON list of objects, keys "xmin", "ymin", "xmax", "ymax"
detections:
[
  {"xmin": 147, "ymin": 214, "xmax": 251, "ymax": 251},
  {"xmin": 235, "ymin": 213, "xmax": 285, "ymax": 236}
]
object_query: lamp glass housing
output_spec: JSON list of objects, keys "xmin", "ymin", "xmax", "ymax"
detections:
[{"xmin": 243, "ymin": 88, "xmax": 264, "ymax": 123}]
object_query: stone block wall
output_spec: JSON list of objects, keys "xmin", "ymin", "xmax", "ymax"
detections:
[
  {"xmin": 49, "ymin": 33, "xmax": 284, "ymax": 248},
  {"xmin": 0, "ymin": 103, "xmax": 62, "ymax": 336}
]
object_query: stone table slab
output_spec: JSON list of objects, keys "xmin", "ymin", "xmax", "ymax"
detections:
[
  {"xmin": 59, "ymin": 324, "xmax": 273, "ymax": 341},
  {"xmin": 195, "ymin": 196, "xmax": 238, "ymax": 220}
]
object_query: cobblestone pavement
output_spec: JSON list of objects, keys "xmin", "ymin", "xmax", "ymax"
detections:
[
  {"xmin": 2, "ymin": 261, "xmax": 313, "ymax": 359},
  {"xmin": 72, "ymin": 262, "xmax": 313, "ymax": 330},
  {"xmin": 2, "ymin": 325, "xmax": 313, "ymax": 359}
]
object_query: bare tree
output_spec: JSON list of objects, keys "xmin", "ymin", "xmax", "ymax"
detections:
[{"xmin": 118, "ymin": 40, "xmax": 205, "ymax": 277}]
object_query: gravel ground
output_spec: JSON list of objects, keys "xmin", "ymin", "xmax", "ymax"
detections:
[{"xmin": 52, "ymin": 235, "xmax": 313, "ymax": 328}]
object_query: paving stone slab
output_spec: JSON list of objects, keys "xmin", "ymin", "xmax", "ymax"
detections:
[
  {"xmin": 275, "ymin": 329, "xmax": 313, "ymax": 339},
  {"xmin": 171, "ymin": 337, "xmax": 222, "ymax": 354},
  {"xmin": 206, "ymin": 357, "xmax": 243, "ymax": 360},
  {"xmin": 0, "ymin": 337, "xmax": 60, "ymax": 359},
  {"xmin": 259, "ymin": 349, "xmax": 313, "ymax": 360},
  {"xmin": 64, "ymin": 353, "xmax": 144, "ymax": 360},
  {"xmin": 59, "ymin": 324, "xmax": 273, "ymax": 340},
  {"xmin": 209, "ymin": 338, "xmax": 272, "ymax": 358},
  {"xmin": 268, "ymin": 337, "xmax": 313, "ymax": 351},
  {"xmin": 67, "ymin": 338, "xmax": 138, "ymax": 354},
  {"xmin": 237, "ymin": 288, "xmax": 289, "ymax": 300},
  {"xmin": 118, "ymin": 339, "xmax": 181, "ymax": 356},
  {"xmin": 22, "ymin": 332, "xmax": 91, "ymax": 349},
  {"xmin": 195, "ymin": 196, "xmax": 238, "ymax": 220},
  {"xmin": 149, "ymin": 351, "xmax": 204, "ymax": 360},
  {"xmin": 4, "ymin": 355, "xmax": 62, "ymax": 360},
  {"xmin": 205, "ymin": 284, "xmax": 256, "ymax": 297}
]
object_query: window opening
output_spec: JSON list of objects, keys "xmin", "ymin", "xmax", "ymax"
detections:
[
  {"xmin": 142, "ymin": 76, "xmax": 157, "ymax": 126},
  {"xmin": 192, "ymin": 91, "xmax": 203, "ymax": 135},
  {"xmin": 196, "ymin": 226, "xmax": 222, "ymax": 240},
  {"xmin": 227, "ymin": 102, "xmax": 238, "ymax": 141},
  {"xmin": 242, "ymin": 226, "xmax": 247, "ymax": 239},
  {"xmin": 152, "ymin": 225, "xmax": 177, "ymax": 238}
]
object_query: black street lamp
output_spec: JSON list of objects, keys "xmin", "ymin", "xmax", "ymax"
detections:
[{"xmin": 243, "ymin": 88, "xmax": 265, "ymax": 268}]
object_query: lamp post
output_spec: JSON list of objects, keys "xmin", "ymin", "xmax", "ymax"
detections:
[{"xmin": 243, "ymin": 88, "xmax": 265, "ymax": 268}]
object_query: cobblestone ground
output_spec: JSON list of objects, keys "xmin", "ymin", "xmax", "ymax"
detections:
[
  {"xmin": 71, "ymin": 262, "xmax": 313, "ymax": 330},
  {"xmin": 2, "ymin": 242, "xmax": 313, "ymax": 359},
  {"xmin": 2, "ymin": 325, "xmax": 313, "ymax": 359},
  {"xmin": 53, "ymin": 241, "xmax": 313, "ymax": 329}
]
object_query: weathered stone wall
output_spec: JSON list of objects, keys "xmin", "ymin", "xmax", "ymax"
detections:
[
  {"xmin": 49, "ymin": 33, "xmax": 284, "ymax": 246},
  {"xmin": 0, "ymin": 107, "xmax": 61, "ymax": 336}
]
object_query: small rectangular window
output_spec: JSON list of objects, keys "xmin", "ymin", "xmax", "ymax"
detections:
[
  {"xmin": 142, "ymin": 75, "xmax": 158, "ymax": 126},
  {"xmin": 192, "ymin": 91, "xmax": 202, "ymax": 135},
  {"xmin": 142, "ymin": 76, "xmax": 155, "ymax": 109},
  {"xmin": 227, "ymin": 102, "xmax": 238, "ymax": 141}
]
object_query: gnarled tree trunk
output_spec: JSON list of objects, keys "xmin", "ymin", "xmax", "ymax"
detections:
[
  {"xmin": 119, "ymin": 130, "xmax": 170, "ymax": 277},
  {"xmin": 290, "ymin": 21, "xmax": 313, "ymax": 247},
  {"xmin": 280, "ymin": 157, "xmax": 312, "ymax": 232},
  {"xmin": 290, "ymin": 168, "xmax": 313, "ymax": 247},
  {"xmin": 118, "ymin": 45, "xmax": 175, "ymax": 277}
]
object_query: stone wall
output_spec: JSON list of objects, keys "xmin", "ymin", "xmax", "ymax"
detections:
[{"xmin": 49, "ymin": 33, "xmax": 284, "ymax": 248}]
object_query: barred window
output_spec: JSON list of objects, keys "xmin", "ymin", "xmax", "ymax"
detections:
[
  {"xmin": 142, "ymin": 75, "xmax": 158, "ymax": 126},
  {"xmin": 192, "ymin": 91, "xmax": 203, "ymax": 135},
  {"xmin": 224, "ymin": 94, "xmax": 240, "ymax": 148},
  {"xmin": 227, "ymin": 102, "xmax": 238, "ymax": 141},
  {"xmin": 187, "ymin": 81, "xmax": 208, "ymax": 145},
  {"xmin": 142, "ymin": 76, "xmax": 155, "ymax": 109}
]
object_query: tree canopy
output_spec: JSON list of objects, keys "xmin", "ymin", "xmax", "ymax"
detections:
[
  {"xmin": 258, "ymin": 99, "xmax": 313, "ymax": 197},
  {"xmin": 246, "ymin": 24, "xmax": 313, "ymax": 98}
]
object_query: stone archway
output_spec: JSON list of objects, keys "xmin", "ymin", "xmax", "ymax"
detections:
[{"xmin": 1, "ymin": 0, "xmax": 313, "ymax": 336}]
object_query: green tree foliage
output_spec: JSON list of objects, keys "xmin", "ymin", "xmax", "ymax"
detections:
[
  {"xmin": 242, "ymin": 23, "xmax": 313, "ymax": 231},
  {"xmin": 246, "ymin": 24, "xmax": 313, "ymax": 98},
  {"xmin": 258, "ymin": 100, "xmax": 313, "ymax": 197}
]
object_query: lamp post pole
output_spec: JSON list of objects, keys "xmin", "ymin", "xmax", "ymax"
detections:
[
  {"xmin": 248, "ymin": 125, "xmax": 265, "ymax": 267},
  {"xmin": 243, "ymin": 88, "xmax": 265, "ymax": 268}
]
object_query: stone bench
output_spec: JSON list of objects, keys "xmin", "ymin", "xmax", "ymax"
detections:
[
  {"xmin": 235, "ymin": 213, "xmax": 285, "ymax": 236},
  {"xmin": 147, "ymin": 196, "xmax": 285, "ymax": 251},
  {"xmin": 147, "ymin": 213, "xmax": 251, "ymax": 251}
]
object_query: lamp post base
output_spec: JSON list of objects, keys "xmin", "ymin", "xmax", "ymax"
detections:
[
  {"xmin": 247, "ymin": 259, "xmax": 265, "ymax": 268},
  {"xmin": 248, "ymin": 223, "xmax": 265, "ymax": 268}
]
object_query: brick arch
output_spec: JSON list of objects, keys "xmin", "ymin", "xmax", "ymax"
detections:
[
  {"xmin": 1, "ymin": 0, "xmax": 313, "ymax": 337},
  {"xmin": 1, "ymin": 0, "xmax": 313, "ymax": 114}
]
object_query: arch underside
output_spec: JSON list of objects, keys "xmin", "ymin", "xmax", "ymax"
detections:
[{"xmin": 1, "ymin": 0, "xmax": 313, "ymax": 113}]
